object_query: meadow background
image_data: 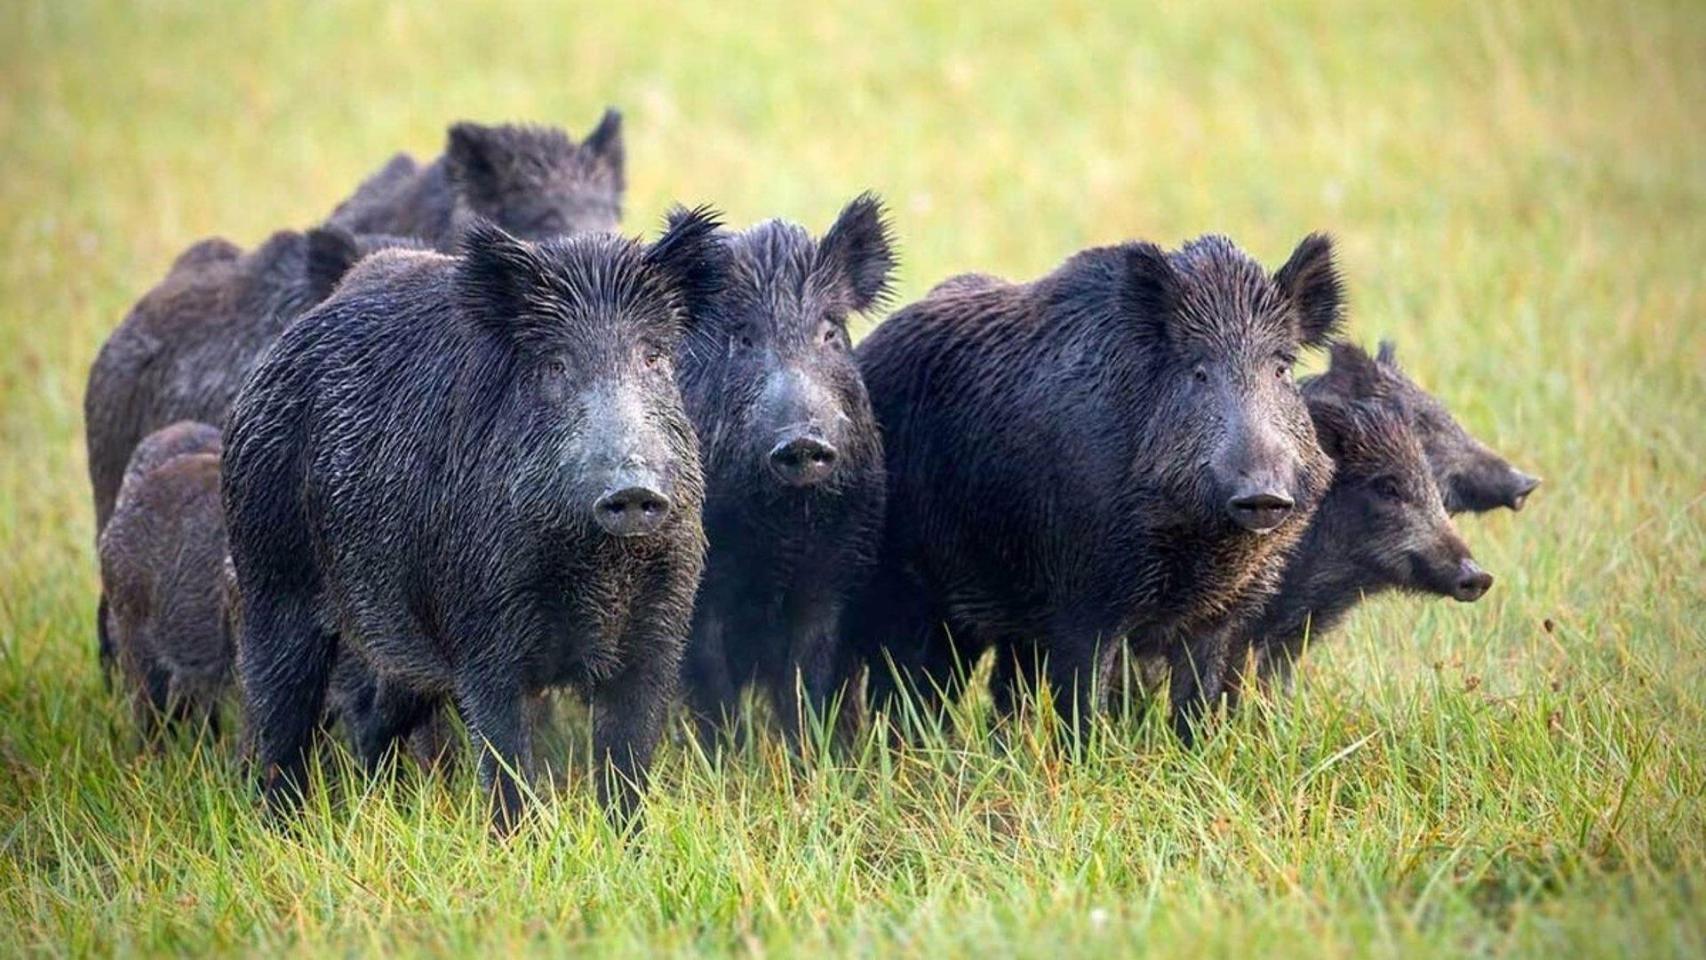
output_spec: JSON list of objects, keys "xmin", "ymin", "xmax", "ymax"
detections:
[{"xmin": 1, "ymin": 0, "xmax": 1703, "ymax": 955}]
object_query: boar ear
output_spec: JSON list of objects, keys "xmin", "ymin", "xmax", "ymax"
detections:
[
  {"xmin": 1376, "ymin": 339, "xmax": 1399, "ymax": 367},
  {"xmin": 1122, "ymin": 242, "xmax": 1179, "ymax": 333},
  {"xmin": 446, "ymin": 122, "xmax": 505, "ymax": 200},
  {"xmin": 582, "ymin": 109, "xmax": 624, "ymax": 183},
  {"xmin": 1307, "ymin": 396, "xmax": 1359, "ymax": 462},
  {"xmin": 304, "ymin": 226, "xmax": 365, "ymax": 303},
  {"xmin": 817, "ymin": 191, "xmax": 898, "ymax": 312},
  {"xmin": 1321, "ymin": 342, "xmax": 1385, "ymax": 399},
  {"xmin": 1274, "ymin": 233, "xmax": 1345, "ymax": 348},
  {"xmin": 454, "ymin": 219, "xmax": 548, "ymax": 336},
  {"xmin": 646, "ymin": 205, "xmax": 727, "ymax": 328}
]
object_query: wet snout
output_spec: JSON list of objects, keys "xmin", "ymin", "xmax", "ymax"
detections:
[
  {"xmin": 1218, "ymin": 402, "xmax": 1302, "ymax": 534},
  {"xmin": 769, "ymin": 435, "xmax": 838, "ymax": 486},
  {"xmin": 760, "ymin": 365, "xmax": 843, "ymax": 488},
  {"xmin": 593, "ymin": 467, "xmax": 673, "ymax": 538},
  {"xmin": 1452, "ymin": 558, "xmax": 1494, "ymax": 602}
]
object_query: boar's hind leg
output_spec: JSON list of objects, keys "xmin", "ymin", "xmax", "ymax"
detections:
[
  {"xmin": 457, "ymin": 678, "xmax": 530, "ymax": 834},
  {"xmin": 591, "ymin": 651, "xmax": 678, "ymax": 829},
  {"xmin": 240, "ymin": 595, "xmax": 335, "ymax": 813}
]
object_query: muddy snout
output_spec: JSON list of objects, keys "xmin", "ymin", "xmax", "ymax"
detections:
[
  {"xmin": 768, "ymin": 434, "xmax": 839, "ymax": 487},
  {"xmin": 1452, "ymin": 558, "xmax": 1494, "ymax": 602},
  {"xmin": 592, "ymin": 468, "xmax": 674, "ymax": 538}
]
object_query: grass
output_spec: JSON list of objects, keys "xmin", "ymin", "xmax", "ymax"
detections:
[{"xmin": 1, "ymin": 0, "xmax": 1703, "ymax": 955}]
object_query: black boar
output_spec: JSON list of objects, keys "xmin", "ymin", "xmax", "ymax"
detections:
[
  {"xmin": 99, "ymin": 421, "xmax": 232, "ymax": 738},
  {"xmin": 85, "ymin": 226, "xmax": 420, "ymax": 671},
  {"xmin": 1306, "ymin": 341, "xmax": 1539, "ymax": 513},
  {"xmin": 325, "ymin": 110, "xmax": 624, "ymax": 250},
  {"xmin": 677, "ymin": 194, "xmax": 894, "ymax": 746},
  {"xmin": 847, "ymin": 233, "xmax": 1345, "ymax": 736},
  {"xmin": 1243, "ymin": 396, "xmax": 1493, "ymax": 687},
  {"xmin": 222, "ymin": 211, "xmax": 723, "ymax": 830}
]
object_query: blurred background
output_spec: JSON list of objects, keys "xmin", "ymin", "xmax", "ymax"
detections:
[{"xmin": 0, "ymin": 1, "xmax": 1701, "ymax": 954}]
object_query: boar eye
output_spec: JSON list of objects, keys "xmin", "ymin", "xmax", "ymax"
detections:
[
  {"xmin": 1371, "ymin": 476, "xmax": 1405, "ymax": 502},
  {"xmin": 1276, "ymin": 352, "xmax": 1297, "ymax": 379},
  {"xmin": 643, "ymin": 348, "xmax": 669, "ymax": 370},
  {"xmin": 821, "ymin": 321, "xmax": 844, "ymax": 347},
  {"xmin": 543, "ymin": 357, "xmax": 570, "ymax": 381},
  {"xmin": 1192, "ymin": 364, "xmax": 1209, "ymax": 384},
  {"xmin": 735, "ymin": 332, "xmax": 754, "ymax": 350}
]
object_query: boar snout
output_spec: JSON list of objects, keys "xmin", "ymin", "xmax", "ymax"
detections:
[
  {"xmin": 1507, "ymin": 471, "xmax": 1541, "ymax": 511},
  {"xmin": 768, "ymin": 435, "xmax": 839, "ymax": 487},
  {"xmin": 1452, "ymin": 558, "xmax": 1494, "ymax": 602},
  {"xmin": 593, "ymin": 472, "xmax": 674, "ymax": 538},
  {"xmin": 1226, "ymin": 488, "xmax": 1295, "ymax": 533}
]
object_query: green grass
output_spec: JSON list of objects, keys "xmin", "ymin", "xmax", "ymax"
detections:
[{"xmin": 2, "ymin": 0, "xmax": 1703, "ymax": 955}]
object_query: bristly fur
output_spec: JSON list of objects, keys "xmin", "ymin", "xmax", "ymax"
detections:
[
  {"xmin": 676, "ymin": 195, "xmax": 895, "ymax": 746},
  {"xmin": 1305, "ymin": 341, "xmax": 1538, "ymax": 514},
  {"xmin": 1240, "ymin": 395, "xmax": 1488, "ymax": 687},
  {"xmin": 845, "ymin": 232, "xmax": 1342, "ymax": 740},
  {"xmin": 223, "ymin": 205, "xmax": 725, "ymax": 830},
  {"xmin": 326, "ymin": 109, "xmax": 627, "ymax": 250},
  {"xmin": 84, "ymin": 228, "xmax": 418, "ymax": 674}
]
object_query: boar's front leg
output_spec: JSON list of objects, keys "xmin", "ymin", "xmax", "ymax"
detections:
[
  {"xmin": 590, "ymin": 642, "xmax": 680, "ymax": 828},
  {"xmin": 1167, "ymin": 625, "xmax": 1246, "ymax": 747},
  {"xmin": 456, "ymin": 675, "xmax": 530, "ymax": 834},
  {"xmin": 772, "ymin": 599, "xmax": 847, "ymax": 748},
  {"xmin": 681, "ymin": 612, "xmax": 739, "ymax": 751}
]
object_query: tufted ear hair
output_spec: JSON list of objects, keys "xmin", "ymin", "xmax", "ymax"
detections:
[
  {"xmin": 1307, "ymin": 395, "xmax": 1361, "ymax": 463},
  {"xmin": 1122, "ymin": 241, "xmax": 1180, "ymax": 336},
  {"xmin": 1316, "ymin": 341, "xmax": 1390, "ymax": 401},
  {"xmin": 445, "ymin": 122, "xmax": 507, "ymax": 202},
  {"xmin": 304, "ymin": 226, "xmax": 365, "ymax": 303},
  {"xmin": 816, "ymin": 191, "xmax": 898, "ymax": 312},
  {"xmin": 1376, "ymin": 338, "xmax": 1400, "ymax": 367},
  {"xmin": 1274, "ymin": 232, "xmax": 1345, "ymax": 348},
  {"xmin": 454, "ymin": 219, "xmax": 551, "ymax": 340},
  {"xmin": 647, "ymin": 205, "xmax": 728, "ymax": 330},
  {"xmin": 582, "ymin": 108, "xmax": 624, "ymax": 188}
]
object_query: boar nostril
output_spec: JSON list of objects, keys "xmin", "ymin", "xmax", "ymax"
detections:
[
  {"xmin": 1226, "ymin": 491, "xmax": 1294, "ymax": 534},
  {"xmin": 593, "ymin": 486, "xmax": 673, "ymax": 537},
  {"xmin": 768, "ymin": 437, "xmax": 839, "ymax": 487},
  {"xmin": 1453, "ymin": 560, "xmax": 1493, "ymax": 602}
]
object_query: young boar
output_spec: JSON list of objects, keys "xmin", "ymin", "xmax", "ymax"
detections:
[
  {"xmin": 1244, "ymin": 397, "xmax": 1494, "ymax": 686},
  {"xmin": 99, "ymin": 421, "xmax": 232, "ymax": 738},
  {"xmin": 1306, "ymin": 341, "xmax": 1539, "ymax": 513},
  {"xmin": 85, "ymin": 226, "xmax": 420, "ymax": 672},
  {"xmin": 325, "ymin": 110, "xmax": 624, "ymax": 249},
  {"xmin": 847, "ymin": 234, "xmax": 1344, "ymax": 736},
  {"xmin": 223, "ymin": 211, "xmax": 724, "ymax": 830},
  {"xmin": 677, "ymin": 194, "xmax": 894, "ymax": 746}
]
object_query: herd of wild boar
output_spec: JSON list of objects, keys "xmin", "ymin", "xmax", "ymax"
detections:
[{"xmin": 84, "ymin": 108, "xmax": 1541, "ymax": 830}]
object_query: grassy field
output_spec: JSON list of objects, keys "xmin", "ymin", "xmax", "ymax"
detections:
[{"xmin": 2, "ymin": 0, "xmax": 1703, "ymax": 955}]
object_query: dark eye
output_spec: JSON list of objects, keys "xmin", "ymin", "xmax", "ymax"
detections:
[
  {"xmin": 1192, "ymin": 364, "xmax": 1209, "ymax": 384},
  {"xmin": 644, "ymin": 348, "xmax": 668, "ymax": 369},
  {"xmin": 1371, "ymin": 476, "xmax": 1405, "ymax": 502},
  {"xmin": 543, "ymin": 357, "xmax": 569, "ymax": 381},
  {"xmin": 735, "ymin": 332, "xmax": 754, "ymax": 350},
  {"xmin": 822, "ymin": 321, "xmax": 844, "ymax": 346},
  {"xmin": 1276, "ymin": 352, "xmax": 1297, "ymax": 380}
]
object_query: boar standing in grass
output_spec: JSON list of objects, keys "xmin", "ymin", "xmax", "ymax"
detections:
[
  {"xmin": 100, "ymin": 421, "xmax": 233, "ymax": 740},
  {"xmin": 1242, "ymin": 396, "xmax": 1494, "ymax": 687},
  {"xmin": 677, "ymin": 195, "xmax": 894, "ymax": 746},
  {"xmin": 223, "ymin": 212, "xmax": 723, "ymax": 830},
  {"xmin": 1306, "ymin": 341, "xmax": 1539, "ymax": 514},
  {"xmin": 326, "ymin": 110, "xmax": 624, "ymax": 249},
  {"xmin": 847, "ymin": 233, "xmax": 1345, "ymax": 738},
  {"xmin": 85, "ymin": 226, "xmax": 420, "ymax": 673}
]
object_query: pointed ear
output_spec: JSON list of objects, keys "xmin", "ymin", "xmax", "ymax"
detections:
[
  {"xmin": 582, "ymin": 108, "xmax": 624, "ymax": 185},
  {"xmin": 304, "ymin": 226, "xmax": 365, "ymax": 302},
  {"xmin": 1122, "ymin": 242, "xmax": 1179, "ymax": 335},
  {"xmin": 446, "ymin": 122, "xmax": 504, "ymax": 200},
  {"xmin": 646, "ymin": 205, "xmax": 727, "ymax": 328},
  {"xmin": 1307, "ymin": 396, "xmax": 1358, "ymax": 462},
  {"xmin": 1321, "ymin": 342, "xmax": 1385, "ymax": 399},
  {"xmin": 1274, "ymin": 232, "xmax": 1345, "ymax": 348},
  {"xmin": 1376, "ymin": 338, "xmax": 1399, "ymax": 367},
  {"xmin": 454, "ymin": 219, "xmax": 546, "ymax": 337},
  {"xmin": 816, "ymin": 192, "xmax": 897, "ymax": 312}
]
